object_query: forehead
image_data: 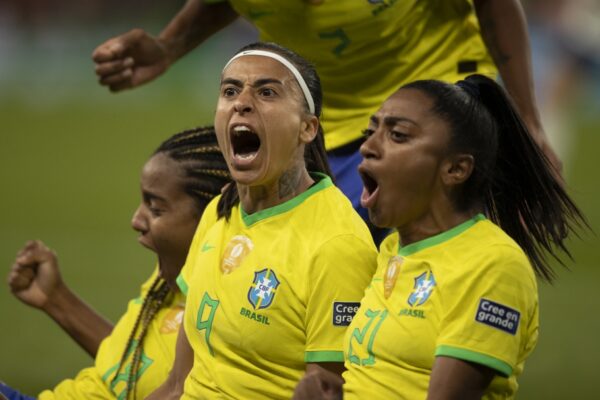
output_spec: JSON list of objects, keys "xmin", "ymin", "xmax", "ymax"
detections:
[
  {"xmin": 141, "ymin": 153, "xmax": 185, "ymax": 189},
  {"xmin": 221, "ymin": 55, "xmax": 294, "ymax": 82},
  {"xmin": 375, "ymin": 88, "xmax": 436, "ymax": 121}
]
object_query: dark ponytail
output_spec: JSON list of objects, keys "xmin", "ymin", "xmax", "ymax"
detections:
[
  {"xmin": 217, "ymin": 42, "xmax": 332, "ymax": 221},
  {"xmin": 404, "ymin": 74, "xmax": 587, "ymax": 282}
]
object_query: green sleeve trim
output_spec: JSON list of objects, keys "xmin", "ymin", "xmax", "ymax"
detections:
[
  {"xmin": 241, "ymin": 173, "xmax": 332, "ymax": 226},
  {"xmin": 435, "ymin": 345, "xmax": 512, "ymax": 377},
  {"xmin": 176, "ymin": 274, "xmax": 189, "ymax": 296},
  {"xmin": 305, "ymin": 350, "xmax": 345, "ymax": 363}
]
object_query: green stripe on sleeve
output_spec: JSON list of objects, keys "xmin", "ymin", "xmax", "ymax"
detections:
[
  {"xmin": 435, "ymin": 345, "xmax": 513, "ymax": 377},
  {"xmin": 176, "ymin": 274, "xmax": 189, "ymax": 296},
  {"xmin": 305, "ymin": 351, "xmax": 345, "ymax": 363}
]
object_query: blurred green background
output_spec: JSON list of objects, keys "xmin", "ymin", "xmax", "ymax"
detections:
[{"xmin": 1, "ymin": 1, "xmax": 599, "ymax": 398}]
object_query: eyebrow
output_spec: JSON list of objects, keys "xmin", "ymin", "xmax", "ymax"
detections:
[
  {"xmin": 142, "ymin": 190, "xmax": 166, "ymax": 203},
  {"xmin": 220, "ymin": 77, "xmax": 283, "ymax": 87},
  {"xmin": 369, "ymin": 115, "xmax": 418, "ymax": 126}
]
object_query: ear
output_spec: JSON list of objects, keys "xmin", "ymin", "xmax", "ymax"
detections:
[
  {"xmin": 299, "ymin": 115, "xmax": 319, "ymax": 144},
  {"xmin": 441, "ymin": 153, "xmax": 474, "ymax": 186}
]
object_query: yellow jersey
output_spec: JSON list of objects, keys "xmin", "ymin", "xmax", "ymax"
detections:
[
  {"xmin": 38, "ymin": 270, "xmax": 185, "ymax": 400},
  {"xmin": 343, "ymin": 215, "xmax": 539, "ymax": 399},
  {"xmin": 177, "ymin": 174, "xmax": 377, "ymax": 399},
  {"xmin": 219, "ymin": 0, "xmax": 496, "ymax": 149}
]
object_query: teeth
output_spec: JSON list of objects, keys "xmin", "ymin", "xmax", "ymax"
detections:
[
  {"xmin": 237, "ymin": 153, "xmax": 256, "ymax": 160},
  {"xmin": 233, "ymin": 126, "xmax": 252, "ymax": 134}
]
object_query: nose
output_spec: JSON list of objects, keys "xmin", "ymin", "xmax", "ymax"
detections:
[
  {"xmin": 360, "ymin": 130, "xmax": 381, "ymax": 160},
  {"xmin": 131, "ymin": 204, "xmax": 148, "ymax": 233},
  {"xmin": 233, "ymin": 89, "xmax": 253, "ymax": 114}
]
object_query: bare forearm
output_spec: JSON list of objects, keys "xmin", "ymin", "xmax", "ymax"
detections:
[
  {"xmin": 475, "ymin": 0, "xmax": 541, "ymax": 129},
  {"xmin": 147, "ymin": 326, "xmax": 192, "ymax": 399},
  {"xmin": 43, "ymin": 285, "xmax": 113, "ymax": 357},
  {"xmin": 146, "ymin": 382, "xmax": 184, "ymax": 400},
  {"xmin": 427, "ymin": 357, "xmax": 494, "ymax": 400},
  {"xmin": 159, "ymin": 0, "xmax": 239, "ymax": 64}
]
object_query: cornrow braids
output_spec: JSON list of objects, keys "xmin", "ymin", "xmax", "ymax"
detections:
[
  {"xmin": 155, "ymin": 126, "xmax": 231, "ymax": 213},
  {"xmin": 109, "ymin": 276, "xmax": 170, "ymax": 399},
  {"xmin": 108, "ymin": 127, "xmax": 230, "ymax": 398}
]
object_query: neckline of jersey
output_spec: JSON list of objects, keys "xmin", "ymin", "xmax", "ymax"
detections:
[
  {"xmin": 397, "ymin": 214, "xmax": 486, "ymax": 257},
  {"xmin": 240, "ymin": 172, "xmax": 332, "ymax": 227}
]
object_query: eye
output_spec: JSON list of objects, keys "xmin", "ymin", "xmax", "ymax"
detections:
[
  {"xmin": 362, "ymin": 128, "xmax": 375, "ymax": 138},
  {"xmin": 222, "ymin": 86, "xmax": 238, "ymax": 97},
  {"xmin": 148, "ymin": 203, "xmax": 163, "ymax": 217},
  {"xmin": 259, "ymin": 87, "xmax": 276, "ymax": 97},
  {"xmin": 390, "ymin": 131, "xmax": 409, "ymax": 142}
]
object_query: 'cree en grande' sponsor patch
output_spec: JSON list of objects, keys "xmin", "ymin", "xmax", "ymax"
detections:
[
  {"xmin": 475, "ymin": 298, "xmax": 520, "ymax": 335},
  {"xmin": 333, "ymin": 302, "xmax": 360, "ymax": 326}
]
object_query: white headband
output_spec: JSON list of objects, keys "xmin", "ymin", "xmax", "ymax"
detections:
[{"xmin": 222, "ymin": 49, "xmax": 315, "ymax": 115}]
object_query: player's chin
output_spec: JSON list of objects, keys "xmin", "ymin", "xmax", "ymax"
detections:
[{"xmin": 367, "ymin": 207, "xmax": 395, "ymax": 229}]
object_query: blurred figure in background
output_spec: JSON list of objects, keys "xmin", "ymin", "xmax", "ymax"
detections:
[
  {"xmin": 526, "ymin": 0, "xmax": 600, "ymax": 173},
  {"xmin": 91, "ymin": 0, "xmax": 556, "ymax": 245}
]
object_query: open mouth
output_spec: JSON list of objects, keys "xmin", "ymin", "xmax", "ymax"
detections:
[
  {"xmin": 359, "ymin": 169, "xmax": 380, "ymax": 208},
  {"xmin": 137, "ymin": 235, "xmax": 155, "ymax": 252},
  {"xmin": 231, "ymin": 125, "xmax": 261, "ymax": 160}
]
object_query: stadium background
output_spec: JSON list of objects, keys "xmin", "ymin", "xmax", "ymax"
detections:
[{"xmin": 1, "ymin": 1, "xmax": 598, "ymax": 398}]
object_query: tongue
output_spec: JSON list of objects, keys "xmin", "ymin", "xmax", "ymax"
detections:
[{"xmin": 360, "ymin": 186, "xmax": 379, "ymax": 208}]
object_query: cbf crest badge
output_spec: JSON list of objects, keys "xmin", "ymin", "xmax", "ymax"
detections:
[
  {"xmin": 248, "ymin": 268, "xmax": 280, "ymax": 310},
  {"xmin": 407, "ymin": 271, "xmax": 436, "ymax": 307}
]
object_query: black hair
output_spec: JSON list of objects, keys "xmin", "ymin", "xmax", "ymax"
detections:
[
  {"xmin": 217, "ymin": 42, "xmax": 332, "ymax": 220},
  {"xmin": 403, "ymin": 74, "xmax": 587, "ymax": 282},
  {"xmin": 110, "ymin": 126, "xmax": 230, "ymax": 398},
  {"xmin": 154, "ymin": 126, "xmax": 231, "ymax": 212}
]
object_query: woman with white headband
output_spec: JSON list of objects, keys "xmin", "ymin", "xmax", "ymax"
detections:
[{"xmin": 147, "ymin": 42, "xmax": 377, "ymax": 399}]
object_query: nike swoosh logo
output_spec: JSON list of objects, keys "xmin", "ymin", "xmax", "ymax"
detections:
[
  {"xmin": 201, "ymin": 243, "xmax": 215, "ymax": 252},
  {"xmin": 247, "ymin": 10, "xmax": 274, "ymax": 20}
]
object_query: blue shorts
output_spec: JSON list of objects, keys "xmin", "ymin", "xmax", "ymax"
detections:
[
  {"xmin": 327, "ymin": 138, "xmax": 390, "ymax": 246},
  {"xmin": 0, "ymin": 383, "xmax": 35, "ymax": 400}
]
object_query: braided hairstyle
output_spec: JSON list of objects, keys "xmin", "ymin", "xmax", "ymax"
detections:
[
  {"xmin": 217, "ymin": 42, "xmax": 332, "ymax": 220},
  {"xmin": 402, "ymin": 75, "xmax": 587, "ymax": 282},
  {"xmin": 109, "ymin": 126, "xmax": 230, "ymax": 398}
]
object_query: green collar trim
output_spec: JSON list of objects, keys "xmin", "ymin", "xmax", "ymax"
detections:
[
  {"xmin": 241, "ymin": 173, "xmax": 332, "ymax": 227},
  {"xmin": 397, "ymin": 214, "xmax": 485, "ymax": 257}
]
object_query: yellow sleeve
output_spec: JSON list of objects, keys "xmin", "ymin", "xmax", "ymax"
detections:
[
  {"xmin": 305, "ymin": 234, "xmax": 377, "ymax": 363},
  {"xmin": 177, "ymin": 196, "xmax": 221, "ymax": 295},
  {"xmin": 38, "ymin": 367, "xmax": 113, "ymax": 400},
  {"xmin": 435, "ymin": 245, "xmax": 539, "ymax": 377}
]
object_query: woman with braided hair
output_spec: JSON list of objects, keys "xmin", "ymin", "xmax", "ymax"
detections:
[{"xmin": 3, "ymin": 127, "xmax": 230, "ymax": 400}]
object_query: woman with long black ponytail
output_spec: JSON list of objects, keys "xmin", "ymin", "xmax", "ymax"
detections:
[{"xmin": 294, "ymin": 74, "xmax": 586, "ymax": 400}]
